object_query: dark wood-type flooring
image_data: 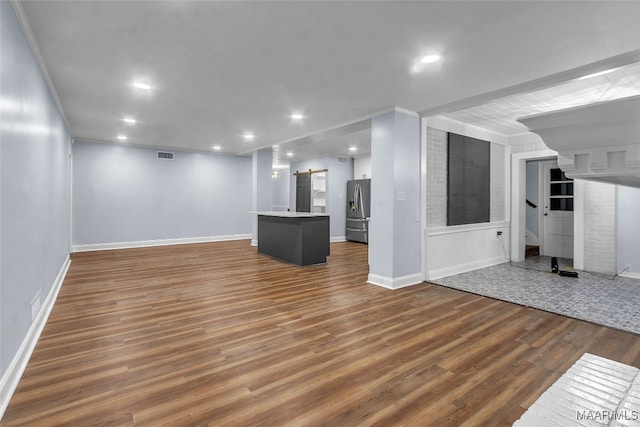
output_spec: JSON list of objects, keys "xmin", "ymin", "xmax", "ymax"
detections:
[{"xmin": 3, "ymin": 241, "xmax": 640, "ymax": 426}]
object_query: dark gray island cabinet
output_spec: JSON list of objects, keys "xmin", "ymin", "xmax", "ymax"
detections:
[{"xmin": 254, "ymin": 212, "xmax": 330, "ymax": 266}]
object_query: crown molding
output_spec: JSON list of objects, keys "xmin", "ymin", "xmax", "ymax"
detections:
[{"xmin": 10, "ymin": 0, "xmax": 72, "ymax": 134}]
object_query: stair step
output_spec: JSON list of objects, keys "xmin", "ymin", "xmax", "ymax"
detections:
[{"xmin": 525, "ymin": 245, "xmax": 540, "ymax": 258}]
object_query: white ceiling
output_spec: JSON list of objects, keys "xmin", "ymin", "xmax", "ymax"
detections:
[
  {"xmin": 13, "ymin": 1, "xmax": 640, "ymax": 163},
  {"xmin": 443, "ymin": 62, "xmax": 640, "ymax": 136}
]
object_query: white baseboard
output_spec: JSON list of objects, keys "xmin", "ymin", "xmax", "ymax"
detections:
[
  {"xmin": 427, "ymin": 256, "xmax": 507, "ymax": 281},
  {"xmin": 619, "ymin": 271, "xmax": 640, "ymax": 280},
  {"xmin": 72, "ymin": 234, "xmax": 252, "ymax": 252},
  {"xmin": 250, "ymin": 239, "xmax": 257, "ymax": 247},
  {"xmin": 367, "ymin": 273, "xmax": 423, "ymax": 290},
  {"xmin": 0, "ymin": 255, "xmax": 71, "ymax": 419}
]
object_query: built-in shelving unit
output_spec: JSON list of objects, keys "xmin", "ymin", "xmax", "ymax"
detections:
[{"xmin": 311, "ymin": 172, "xmax": 326, "ymax": 213}]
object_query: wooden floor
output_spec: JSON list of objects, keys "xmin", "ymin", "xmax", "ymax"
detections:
[{"xmin": 3, "ymin": 241, "xmax": 640, "ymax": 426}]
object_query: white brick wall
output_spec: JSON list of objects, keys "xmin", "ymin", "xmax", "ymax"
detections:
[
  {"xmin": 426, "ymin": 127, "xmax": 448, "ymax": 227},
  {"xmin": 510, "ymin": 140, "xmax": 549, "ymax": 154},
  {"xmin": 490, "ymin": 144, "xmax": 505, "ymax": 222},
  {"xmin": 583, "ymin": 181, "xmax": 617, "ymax": 274},
  {"xmin": 426, "ymin": 127, "xmax": 505, "ymax": 226}
]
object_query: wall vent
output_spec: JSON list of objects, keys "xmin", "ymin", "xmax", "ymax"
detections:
[
  {"xmin": 157, "ymin": 151, "xmax": 174, "ymax": 160},
  {"xmin": 337, "ymin": 157, "xmax": 348, "ymax": 163}
]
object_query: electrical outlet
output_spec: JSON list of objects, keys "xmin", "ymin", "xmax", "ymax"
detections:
[{"xmin": 31, "ymin": 289, "xmax": 42, "ymax": 321}]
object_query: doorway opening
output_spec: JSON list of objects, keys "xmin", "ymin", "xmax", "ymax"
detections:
[{"xmin": 522, "ymin": 158, "xmax": 575, "ymax": 272}]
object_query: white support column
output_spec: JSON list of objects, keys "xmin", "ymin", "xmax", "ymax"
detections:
[
  {"xmin": 251, "ymin": 148, "xmax": 273, "ymax": 246},
  {"xmin": 368, "ymin": 108, "xmax": 422, "ymax": 289}
]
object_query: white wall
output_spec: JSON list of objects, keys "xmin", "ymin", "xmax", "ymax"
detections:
[
  {"xmin": 252, "ymin": 148, "xmax": 273, "ymax": 245},
  {"xmin": 354, "ymin": 155, "xmax": 371, "ymax": 179},
  {"xmin": 1, "ymin": 0, "xmax": 72, "ymax": 411},
  {"xmin": 617, "ymin": 186, "xmax": 640, "ymax": 277},
  {"xmin": 369, "ymin": 109, "xmax": 422, "ymax": 288},
  {"xmin": 525, "ymin": 161, "xmax": 540, "ymax": 243},
  {"xmin": 72, "ymin": 141, "xmax": 252, "ymax": 250},
  {"xmin": 582, "ymin": 181, "xmax": 617, "ymax": 275},
  {"xmin": 289, "ymin": 156, "xmax": 354, "ymax": 240},
  {"xmin": 423, "ymin": 116, "xmax": 510, "ymax": 280},
  {"xmin": 271, "ymin": 169, "xmax": 290, "ymax": 211}
]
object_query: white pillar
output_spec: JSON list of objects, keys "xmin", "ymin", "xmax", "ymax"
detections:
[
  {"xmin": 368, "ymin": 108, "xmax": 422, "ymax": 289},
  {"xmin": 252, "ymin": 148, "xmax": 272, "ymax": 246}
]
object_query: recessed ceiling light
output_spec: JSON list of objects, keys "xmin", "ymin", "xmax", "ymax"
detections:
[
  {"xmin": 290, "ymin": 113, "xmax": 305, "ymax": 120},
  {"xmin": 286, "ymin": 151, "xmax": 294, "ymax": 157},
  {"xmin": 243, "ymin": 132, "xmax": 255, "ymax": 141},
  {"xmin": 420, "ymin": 54, "xmax": 441, "ymax": 64},
  {"xmin": 132, "ymin": 81, "xmax": 152, "ymax": 90},
  {"xmin": 122, "ymin": 117, "xmax": 137, "ymax": 124},
  {"xmin": 116, "ymin": 135, "xmax": 128, "ymax": 141},
  {"xmin": 212, "ymin": 145, "xmax": 222, "ymax": 151},
  {"xmin": 349, "ymin": 146, "xmax": 358, "ymax": 152}
]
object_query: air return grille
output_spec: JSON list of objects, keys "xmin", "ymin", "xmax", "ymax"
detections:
[{"xmin": 157, "ymin": 151, "xmax": 174, "ymax": 160}]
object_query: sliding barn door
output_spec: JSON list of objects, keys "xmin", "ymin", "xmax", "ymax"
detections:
[{"xmin": 296, "ymin": 173, "xmax": 311, "ymax": 212}]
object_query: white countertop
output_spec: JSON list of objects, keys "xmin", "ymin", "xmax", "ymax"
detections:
[{"xmin": 250, "ymin": 211, "xmax": 330, "ymax": 218}]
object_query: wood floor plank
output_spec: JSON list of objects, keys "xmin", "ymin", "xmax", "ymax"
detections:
[{"xmin": 2, "ymin": 240, "xmax": 639, "ymax": 426}]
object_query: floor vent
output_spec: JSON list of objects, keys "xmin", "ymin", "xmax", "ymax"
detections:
[{"xmin": 157, "ymin": 151, "xmax": 174, "ymax": 160}]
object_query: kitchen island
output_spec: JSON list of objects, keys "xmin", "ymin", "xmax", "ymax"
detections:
[{"xmin": 253, "ymin": 211, "xmax": 330, "ymax": 266}]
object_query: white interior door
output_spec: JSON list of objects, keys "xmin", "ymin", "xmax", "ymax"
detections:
[{"xmin": 541, "ymin": 162, "xmax": 574, "ymax": 259}]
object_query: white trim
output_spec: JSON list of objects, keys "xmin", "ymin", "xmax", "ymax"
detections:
[
  {"xmin": 427, "ymin": 221, "xmax": 509, "ymax": 236},
  {"xmin": 420, "ymin": 117, "xmax": 428, "ymax": 283},
  {"xmin": 573, "ymin": 179, "xmax": 585, "ymax": 270},
  {"xmin": 72, "ymin": 234, "xmax": 252, "ymax": 252},
  {"xmin": 393, "ymin": 106, "xmax": 420, "ymax": 118},
  {"xmin": 510, "ymin": 149, "xmax": 558, "ymax": 262},
  {"xmin": 0, "ymin": 256, "xmax": 71, "ymax": 419},
  {"xmin": 427, "ymin": 256, "xmax": 507, "ymax": 281},
  {"xmin": 250, "ymin": 239, "xmax": 258, "ymax": 247},
  {"xmin": 619, "ymin": 271, "xmax": 640, "ymax": 280},
  {"xmin": 423, "ymin": 116, "xmax": 510, "ymax": 145},
  {"xmin": 330, "ymin": 236, "xmax": 346, "ymax": 243},
  {"xmin": 367, "ymin": 273, "xmax": 423, "ymax": 290}
]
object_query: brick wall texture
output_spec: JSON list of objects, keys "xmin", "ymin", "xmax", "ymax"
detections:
[
  {"xmin": 426, "ymin": 127, "xmax": 505, "ymax": 227},
  {"xmin": 583, "ymin": 181, "xmax": 617, "ymax": 274}
]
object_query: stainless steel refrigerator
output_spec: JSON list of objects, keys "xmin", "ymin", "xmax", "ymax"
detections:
[{"xmin": 346, "ymin": 179, "xmax": 371, "ymax": 244}]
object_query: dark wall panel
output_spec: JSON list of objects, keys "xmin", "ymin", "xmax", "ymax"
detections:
[{"xmin": 447, "ymin": 133, "xmax": 490, "ymax": 226}]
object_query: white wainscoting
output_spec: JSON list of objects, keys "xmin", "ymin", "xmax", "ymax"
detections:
[{"xmin": 425, "ymin": 221, "xmax": 510, "ymax": 280}]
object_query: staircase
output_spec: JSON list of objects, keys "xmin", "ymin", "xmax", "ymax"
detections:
[{"xmin": 525, "ymin": 245, "xmax": 540, "ymax": 258}]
